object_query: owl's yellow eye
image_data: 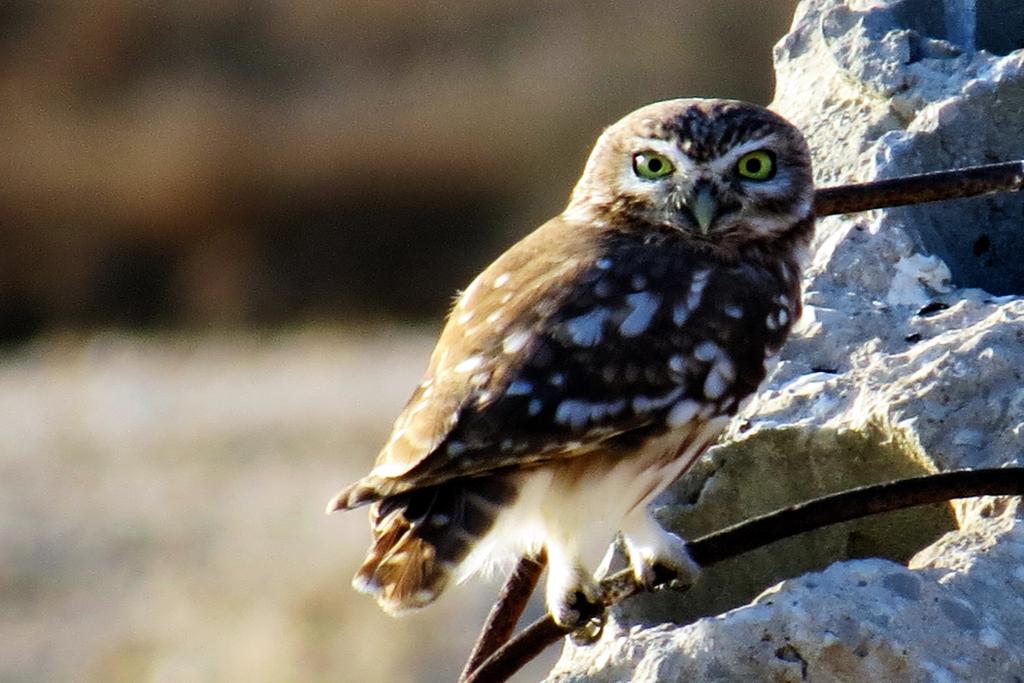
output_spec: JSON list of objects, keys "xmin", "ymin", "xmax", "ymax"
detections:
[
  {"xmin": 632, "ymin": 152, "xmax": 675, "ymax": 180},
  {"xmin": 736, "ymin": 150, "xmax": 776, "ymax": 180}
]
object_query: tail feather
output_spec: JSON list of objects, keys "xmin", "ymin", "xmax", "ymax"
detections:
[
  {"xmin": 352, "ymin": 512, "xmax": 444, "ymax": 613},
  {"xmin": 325, "ymin": 477, "xmax": 386, "ymax": 513},
  {"xmin": 351, "ymin": 476, "xmax": 517, "ymax": 614}
]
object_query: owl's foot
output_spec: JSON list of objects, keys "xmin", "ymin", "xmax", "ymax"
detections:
[
  {"xmin": 549, "ymin": 578, "xmax": 604, "ymax": 631},
  {"xmin": 646, "ymin": 557, "xmax": 699, "ymax": 591},
  {"xmin": 622, "ymin": 508, "xmax": 701, "ymax": 591},
  {"xmin": 562, "ymin": 589, "xmax": 606, "ymax": 645},
  {"xmin": 545, "ymin": 555, "xmax": 605, "ymax": 633}
]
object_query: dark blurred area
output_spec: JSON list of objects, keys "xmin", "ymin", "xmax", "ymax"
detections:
[{"xmin": 0, "ymin": 0, "xmax": 797, "ymax": 343}]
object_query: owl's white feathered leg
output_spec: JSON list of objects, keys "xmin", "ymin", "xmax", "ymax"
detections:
[
  {"xmin": 621, "ymin": 505, "xmax": 701, "ymax": 589},
  {"xmin": 544, "ymin": 542, "xmax": 603, "ymax": 629}
]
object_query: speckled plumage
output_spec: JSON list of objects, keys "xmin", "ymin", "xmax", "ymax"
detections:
[{"xmin": 327, "ymin": 98, "xmax": 814, "ymax": 626}]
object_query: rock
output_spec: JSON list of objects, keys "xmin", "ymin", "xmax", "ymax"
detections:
[
  {"xmin": 551, "ymin": 515, "xmax": 1024, "ymax": 682},
  {"xmin": 550, "ymin": 1, "xmax": 1024, "ymax": 679}
]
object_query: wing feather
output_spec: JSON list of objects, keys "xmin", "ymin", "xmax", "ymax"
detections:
[{"xmin": 329, "ymin": 216, "xmax": 798, "ymax": 511}]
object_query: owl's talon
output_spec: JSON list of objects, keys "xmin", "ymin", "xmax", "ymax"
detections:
[
  {"xmin": 650, "ymin": 561, "xmax": 696, "ymax": 591},
  {"xmin": 622, "ymin": 508, "xmax": 702, "ymax": 591},
  {"xmin": 569, "ymin": 611, "xmax": 606, "ymax": 645}
]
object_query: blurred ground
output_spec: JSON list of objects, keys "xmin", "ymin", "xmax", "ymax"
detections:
[
  {"xmin": 0, "ymin": 2, "xmax": 799, "ymax": 681},
  {"xmin": 0, "ymin": 330, "xmax": 558, "ymax": 683}
]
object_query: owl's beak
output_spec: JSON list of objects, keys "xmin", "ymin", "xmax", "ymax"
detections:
[{"xmin": 687, "ymin": 183, "xmax": 718, "ymax": 235}]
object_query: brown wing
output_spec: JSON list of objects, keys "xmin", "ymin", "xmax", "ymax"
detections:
[{"xmin": 328, "ymin": 216, "xmax": 801, "ymax": 511}]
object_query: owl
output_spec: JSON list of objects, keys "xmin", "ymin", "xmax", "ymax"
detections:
[{"xmin": 327, "ymin": 98, "xmax": 814, "ymax": 628}]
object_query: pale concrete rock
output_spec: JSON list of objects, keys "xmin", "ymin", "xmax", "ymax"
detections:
[
  {"xmin": 551, "ymin": 0, "xmax": 1024, "ymax": 679},
  {"xmin": 552, "ymin": 514, "xmax": 1024, "ymax": 682}
]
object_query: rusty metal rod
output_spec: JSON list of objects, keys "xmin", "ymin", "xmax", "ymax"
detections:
[
  {"xmin": 814, "ymin": 160, "xmax": 1024, "ymax": 216},
  {"xmin": 458, "ymin": 550, "xmax": 546, "ymax": 682}
]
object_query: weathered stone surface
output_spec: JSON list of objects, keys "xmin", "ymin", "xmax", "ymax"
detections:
[
  {"xmin": 551, "ymin": 513, "xmax": 1024, "ymax": 682},
  {"xmin": 551, "ymin": 1, "xmax": 1024, "ymax": 679}
]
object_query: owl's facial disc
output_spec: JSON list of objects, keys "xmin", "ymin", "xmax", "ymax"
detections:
[
  {"xmin": 565, "ymin": 98, "xmax": 813, "ymax": 242},
  {"xmin": 615, "ymin": 133, "xmax": 808, "ymax": 240}
]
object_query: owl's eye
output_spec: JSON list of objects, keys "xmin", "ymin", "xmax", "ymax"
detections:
[
  {"xmin": 736, "ymin": 150, "xmax": 776, "ymax": 181},
  {"xmin": 632, "ymin": 152, "xmax": 675, "ymax": 180}
]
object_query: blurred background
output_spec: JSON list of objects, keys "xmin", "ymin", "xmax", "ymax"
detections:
[{"xmin": 0, "ymin": 1, "xmax": 798, "ymax": 681}]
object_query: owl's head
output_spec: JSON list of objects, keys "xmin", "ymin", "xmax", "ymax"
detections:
[{"xmin": 567, "ymin": 98, "xmax": 814, "ymax": 245}]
